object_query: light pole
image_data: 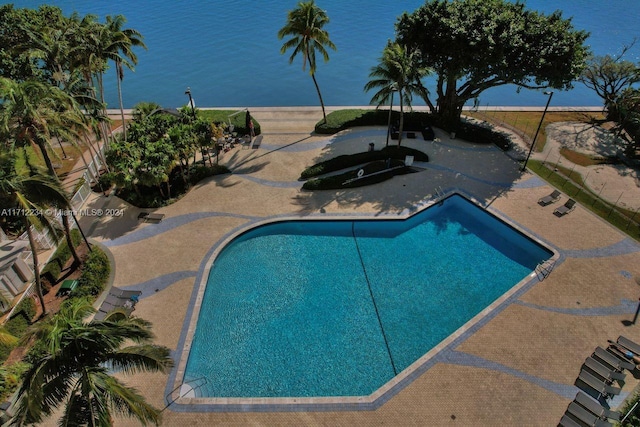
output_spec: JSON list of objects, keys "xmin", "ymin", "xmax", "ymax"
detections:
[
  {"xmin": 522, "ymin": 91, "xmax": 553, "ymax": 171},
  {"xmin": 184, "ymin": 87, "xmax": 196, "ymax": 120},
  {"xmin": 385, "ymin": 86, "xmax": 398, "ymax": 147}
]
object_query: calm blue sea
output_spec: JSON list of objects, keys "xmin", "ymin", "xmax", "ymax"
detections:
[{"xmin": 6, "ymin": 0, "xmax": 640, "ymax": 108}]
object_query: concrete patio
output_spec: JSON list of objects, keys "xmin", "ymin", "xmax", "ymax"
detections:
[{"xmin": 66, "ymin": 108, "xmax": 640, "ymax": 426}]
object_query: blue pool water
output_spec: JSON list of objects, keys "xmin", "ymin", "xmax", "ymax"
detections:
[
  {"xmin": 184, "ymin": 195, "xmax": 552, "ymax": 397},
  {"xmin": 7, "ymin": 1, "xmax": 640, "ymax": 108}
]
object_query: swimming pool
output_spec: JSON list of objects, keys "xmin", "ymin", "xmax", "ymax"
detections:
[{"xmin": 182, "ymin": 194, "xmax": 553, "ymax": 399}]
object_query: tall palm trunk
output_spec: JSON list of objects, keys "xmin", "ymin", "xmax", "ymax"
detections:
[
  {"xmin": 40, "ymin": 150, "xmax": 84, "ymax": 266},
  {"xmin": 311, "ymin": 72, "xmax": 328, "ymax": 124},
  {"xmin": 24, "ymin": 218, "xmax": 46, "ymax": 316},
  {"xmin": 61, "ymin": 214, "xmax": 81, "ymax": 266},
  {"xmin": 116, "ymin": 60, "xmax": 127, "ymax": 142},
  {"xmin": 397, "ymin": 89, "xmax": 404, "ymax": 147},
  {"xmin": 36, "ymin": 140, "xmax": 58, "ymax": 179}
]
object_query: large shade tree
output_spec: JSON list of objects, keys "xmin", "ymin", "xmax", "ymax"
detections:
[
  {"xmin": 10, "ymin": 299, "xmax": 174, "ymax": 426},
  {"xmin": 364, "ymin": 41, "xmax": 429, "ymax": 147},
  {"xmin": 580, "ymin": 50, "xmax": 640, "ymax": 118},
  {"xmin": 396, "ymin": 0, "xmax": 590, "ymax": 128},
  {"xmin": 278, "ymin": 0, "xmax": 336, "ymax": 124}
]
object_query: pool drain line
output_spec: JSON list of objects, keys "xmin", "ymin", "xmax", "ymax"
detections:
[{"xmin": 351, "ymin": 222, "xmax": 398, "ymax": 376}]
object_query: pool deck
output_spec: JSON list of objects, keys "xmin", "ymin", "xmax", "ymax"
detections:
[{"xmin": 72, "ymin": 108, "xmax": 640, "ymax": 426}]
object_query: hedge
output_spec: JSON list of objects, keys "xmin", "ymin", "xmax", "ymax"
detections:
[
  {"xmin": 4, "ymin": 297, "xmax": 36, "ymax": 338},
  {"xmin": 72, "ymin": 247, "xmax": 110, "ymax": 299},
  {"xmin": 315, "ymin": 109, "xmax": 433, "ymax": 135},
  {"xmin": 314, "ymin": 109, "xmax": 512, "ymax": 151},
  {"xmin": 300, "ymin": 146, "xmax": 428, "ymax": 180},
  {"xmin": 302, "ymin": 159, "xmax": 411, "ymax": 190},
  {"xmin": 198, "ymin": 110, "xmax": 261, "ymax": 136}
]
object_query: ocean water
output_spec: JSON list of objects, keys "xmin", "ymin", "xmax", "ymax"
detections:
[
  {"xmin": 6, "ymin": 0, "xmax": 640, "ymax": 108},
  {"xmin": 184, "ymin": 195, "xmax": 551, "ymax": 397}
]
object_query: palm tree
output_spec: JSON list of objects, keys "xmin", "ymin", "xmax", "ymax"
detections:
[
  {"xmin": 364, "ymin": 41, "xmax": 429, "ymax": 147},
  {"xmin": 0, "ymin": 77, "xmax": 90, "ymax": 264},
  {"xmin": 101, "ymin": 15, "xmax": 146, "ymax": 142},
  {"xmin": 0, "ymin": 151, "xmax": 65, "ymax": 316},
  {"xmin": 10, "ymin": 298, "xmax": 173, "ymax": 426},
  {"xmin": 278, "ymin": 0, "xmax": 336, "ymax": 124},
  {"xmin": 0, "ymin": 77, "xmax": 86, "ymax": 176}
]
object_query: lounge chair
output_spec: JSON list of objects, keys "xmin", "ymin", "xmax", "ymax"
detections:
[
  {"xmin": 554, "ymin": 199, "xmax": 576, "ymax": 217},
  {"xmin": 111, "ymin": 289, "xmax": 142, "ymax": 300},
  {"xmin": 583, "ymin": 357, "xmax": 626, "ymax": 383},
  {"xmin": 576, "ymin": 369, "xmax": 622, "ymax": 398},
  {"xmin": 538, "ymin": 189, "xmax": 561, "ymax": 206},
  {"xmin": 138, "ymin": 212, "xmax": 165, "ymax": 223},
  {"xmin": 593, "ymin": 347, "xmax": 635, "ymax": 372},
  {"xmin": 617, "ymin": 336, "xmax": 640, "ymax": 355},
  {"xmin": 566, "ymin": 401, "xmax": 613, "ymax": 427},
  {"xmin": 574, "ymin": 391, "xmax": 621, "ymax": 421},
  {"xmin": 559, "ymin": 414, "xmax": 582, "ymax": 427}
]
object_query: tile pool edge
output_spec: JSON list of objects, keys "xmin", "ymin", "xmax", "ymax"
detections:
[{"xmin": 166, "ymin": 190, "xmax": 561, "ymax": 412}]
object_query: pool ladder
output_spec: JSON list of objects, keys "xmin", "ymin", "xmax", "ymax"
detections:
[
  {"xmin": 162, "ymin": 376, "xmax": 208, "ymax": 411},
  {"xmin": 535, "ymin": 259, "xmax": 556, "ymax": 280},
  {"xmin": 434, "ymin": 186, "xmax": 445, "ymax": 203}
]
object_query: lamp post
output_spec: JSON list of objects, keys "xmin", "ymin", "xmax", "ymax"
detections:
[
  {"xmin": 386, "ymin": 86, "xmax": 398, "ymax": 147},
  {"xmin": 184, "ymin": 87, "xmax": 196, "ymax": 120},
  {"xmin": 522, "ymin": 91, "xmax": 553, "ymax": 171}
]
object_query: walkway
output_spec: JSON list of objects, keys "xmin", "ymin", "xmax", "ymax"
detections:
[{"xmin": 64, "ymin": 108, "xmax": 640, "ymax": 426}]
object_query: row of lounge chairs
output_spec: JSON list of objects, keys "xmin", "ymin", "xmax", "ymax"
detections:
[
  {"xmin": 559, "ymin": 336, "xmax": 640, "ymax": 426},
  {"xmin": 93, "ymin": 288, "xmax": 142, "ymax": 321},
  {"xmin": 538, "ymin": 189, "xmax": 576, "ymax": 217}
]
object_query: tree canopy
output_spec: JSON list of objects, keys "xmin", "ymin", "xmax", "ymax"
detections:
[
  {"xmin": 395, "ymin": 0, "xmax": 590, "ymax": 128},
  {"xmin": 278, "ymin": 0, "xmax": 336, "ymax": 124},
  {"xmin": 364, "ymin": 41, "xmax": 429, "ymax": 146},
  {"xmin": 580, "ymin": 52, "xmax": 640, "ymax": 115}
]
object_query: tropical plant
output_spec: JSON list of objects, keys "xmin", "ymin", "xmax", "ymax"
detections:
[
  {"xmin": 101, "ymin": 15, "xmax": 146, "ymax": 142},
  {"xmin": 396, "ymin": 0, "xmax": 590, "ymax": 129},
  {"xmin": 0, "ymin": 77, "xmax": 86, "ymax": 175},
  {"xmin": 364, "ymin": 41, "xmax": 429, "ymax": 146},
  {"xmin": 0, "ymin": 4, "xmax": 61, "ymax": 82},
  {"xmin": 278, "ymin": 0, "xmax": 336, "ymax": 124},
  {"xmin": 132, "ymin": 101, "xmax": 162, "ymax": 121},
  {"xmin": 9, "ymin": 298, "xmax": 174, "ymax": 426}
]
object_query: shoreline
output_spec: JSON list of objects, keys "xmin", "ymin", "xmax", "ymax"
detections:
[{"xmin": 106, "ymin": 105, "xmax": 605, "ymax": 115}]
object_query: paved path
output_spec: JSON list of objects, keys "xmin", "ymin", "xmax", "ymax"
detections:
[
  {"xmin": 48, "ymin": 107, "xmax": 640, "ymax": 426},
  {"xmin": 527, "ymin": 121, "xmax": 639, "ymax": 211}
]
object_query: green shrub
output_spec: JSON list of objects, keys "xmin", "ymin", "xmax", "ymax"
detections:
[
  {"xmin": 5, "ymin": 297, "xmax": 36, "ymax": 337},
  {"xmin": 300, "ymin": 146, "xmax": 428, "ymax": 179},
  {"xmin": 198, "ymin": 110, "xmax": 261, "ymax": 136},
  {"xmin": 189, "ymin": 164, "xmax": 230, "ymax": 184},
  {"xmin": 41, "ymin": 228, "xmax": 82, "ymax": 283},
  {"xmin": 0, "ymin": 362, "xmax": 29, "ymax": 401},
  {"xmin": 619, "ymin": 390, "xmax": 640, "ymax": 426},
  {"xmin": 73, "ymin": 248, "xmax": 110, "ymax": 299},
  {"xmin": 315, "ymin": 110, "xmax": 434, "ymax": 134},
  {"xmin": 315, "ymin": 109, "xmax": 512, "ymax": 151},
  {"xmin": 302, "ymin": 159, "xmax": 410, "ymax": 190}
]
